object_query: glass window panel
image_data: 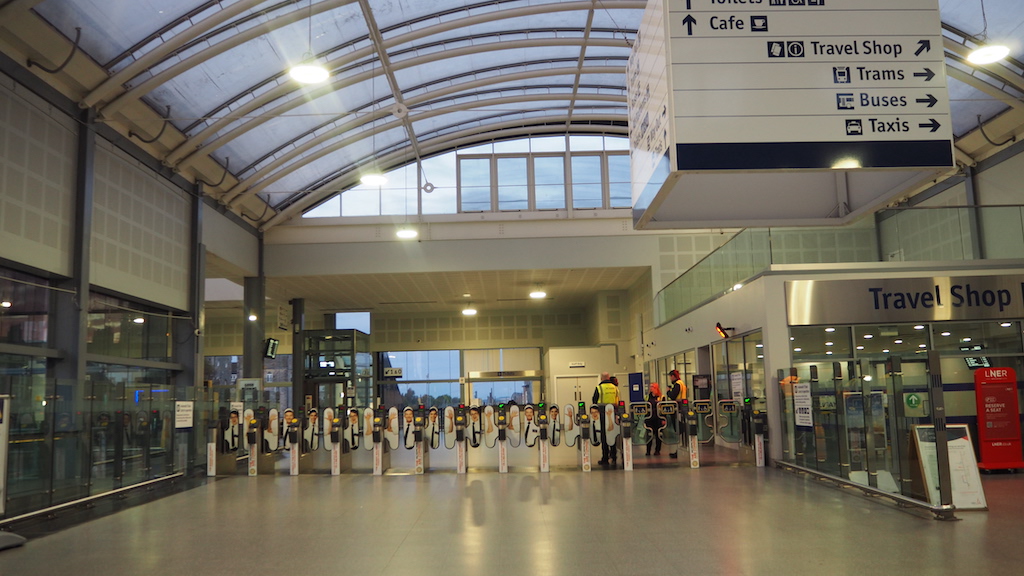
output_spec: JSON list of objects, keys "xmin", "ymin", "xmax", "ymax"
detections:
[
  {"xmin": 422, "ymin": 186, "xmax": 457, "ymax": 214},
  {"xmin": 304, "ymin": 196, "xmax": 340, "ymax": 218},
  {"xmin": 494, "ymin": 139, "xmax": 530, "ymax": 153},
  {"xmin": 470, "ymin": 381, "xmax": 536, "ymax": 405},
  {"xmin": 531, "ymin": 136, "xmax": 567, "ymax": 152},
  {"xmin": 571, "ymin": 155, "xmax": 604, "ymax": 209},
  {"xmin": 1, "ymin": 269, "xmax": 51, "ymax": 347},
  {"xmin": 87, "ymin": 294, "xmax": 170, "ymax": 362},
  {"xmin": 569, "ymin": 135, "xmax": 605, "ymax": 151},
  {"xmin": 341, "ymin": 186, "xmax": 381, "ymax": 217},
  {"xmin": 460, "ymin": 158, "xmax": 491, "ymax": 212},
  {"xmin": 608, "ymin": 154, "xmax": 632, "ymax": 208},
  {"xmin": 605, "ymin": 136, "xmax": 630, "ymax": 150},
  {"xmin": 534, "ymin": 156, "xmax": 566, "ymax": 210},
  {"xmin": 498, "ymin": 157, "xmax": 528, "ymax": 210},
  {"xmin": 384, "ymin": 350, "xmax": 461, "ymax": 381}
]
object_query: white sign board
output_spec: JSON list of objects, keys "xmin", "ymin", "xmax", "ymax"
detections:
[
  {"xmin": 175, "ymin": 401, "xmax": 195, "ymax": 429},
  {"xmin": 627, "ymin": 0, "xmax": 673, "ymax": 205},
  {"xmin": 913, "ymin": 424, "xmax": 987, "ymax": 510},
  {"xmin": 383, "ymin": 367, "xmax": 403, "ymax": 378},
  {"xmin": 793, "ymin": 383, "xmax": 814, "ymax": 428},
  {"xmin": 730, "ymin": 372, "xmax": 745, "ymax": 402},
  {"xmin": 668, "ymin": 0, "xmax": 951, "ymax": 169}
]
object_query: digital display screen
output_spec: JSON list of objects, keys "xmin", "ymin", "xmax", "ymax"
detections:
[{"xmin": 965, "ymin": 357, "xmax": 991, "ymax": 369}]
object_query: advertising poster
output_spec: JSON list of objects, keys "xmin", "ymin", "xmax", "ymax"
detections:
[{"xmin": 974, "ymin": 367, "xmax": 1024, "ymax": 469}]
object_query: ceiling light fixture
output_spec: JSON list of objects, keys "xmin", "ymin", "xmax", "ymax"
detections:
[
  {"xmin": 462, "ymin": 305, "xmax": 477, "ymax": 316},
  {"xmin": 360, "ymin": 57, "xmax": 387, "ymax": 187},
  {"xmin": 530, "ymin": 287, "xmax": 546, "ymax": 299},
  {"xmin": 396, "ymin": 227, "xmax": 418, "ymax": 239},
  {"xmin": 288, "ymin": 0, "xmax": 329, "ymax": 84},
  {"xmin": 966, "ymin": 0, "xmax": 1010, "ymax": 64},
  {"xmin": 0, "ymin": 300, "xmax": 11, "ymax": 308},
  {"xmin": 248, "ymin": 313, "xmax": 258, "ymax": 322},
  {"xmin": 133, "ymin": 317, "xmax": 146, "ymax": 324}
]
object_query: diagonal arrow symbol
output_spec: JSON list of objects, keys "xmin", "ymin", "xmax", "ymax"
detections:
[
  {"xmin": 682, "ymin": 14, "xmax": 697, "ymax": 36},
  {"xmin": 916, "ymin": 94, "xmax": 938, "ymax": 107},
  {"xmin": 915, "ymin": 39, "xmax": 931, "ymax": 56},
  {"xmin": 913, "ymin": 68, "xmax": 936, "ymax": 81},
  {"xmin": 918, "ymin": 119, "xmax": 941, "ymax": 132}
]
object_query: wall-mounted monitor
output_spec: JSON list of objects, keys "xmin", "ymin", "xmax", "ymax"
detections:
[{"xmin": 263, "ymin": 338, "xmax": 279, "ymax": 359}]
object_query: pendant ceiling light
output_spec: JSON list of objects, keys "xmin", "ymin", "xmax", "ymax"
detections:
[
  {"xmin": 966, "ymin": 0, "xmax": 1010, "ymax": 65},
  {"xmin": 360, "ymin": 57, "xmax": 387, "ymax": 186},
  {"xmin": 289, "ymin": 0, "xmax": 329, "ymax": 84}
]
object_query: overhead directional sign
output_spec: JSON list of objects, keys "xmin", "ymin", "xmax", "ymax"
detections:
[
  {"xmin": 669, "ymin": 0, "xmax": 952, "ymax": 170},
  {"xmin": 627, "ymin": 0, "xmax": 955, "ymax": 229}
]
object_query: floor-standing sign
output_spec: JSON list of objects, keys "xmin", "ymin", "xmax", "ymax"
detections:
[
  {"xmin": 975, "ymin": 367, "xmax": 1024, "ymax": 469},
  {"xmin": 579, "ymin": 408, "xmax": 592, "ymax": 472},
  {"xmin": 687, "ymin": 411, "xmax": 700, "ymax": 469}
]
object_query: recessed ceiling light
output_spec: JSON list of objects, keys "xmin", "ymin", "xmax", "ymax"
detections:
[
  {"xmin": 462, "ymin": 307, "xmax": 477, "ymax": 316},
  {"xmin": 248, "ymin": 314, "xmax": 258, "ymax": 321},
  {"xmin": 825, "ymin": 327, "xmax": 836, "ymax": 333},
  {"xmin": 962, "ymin": 337, "xmax": 972, "ymax": 342},
  {"xmin": 757, "ymin": 354, "xmax": 764, "ymax": 359},
  {"xmin": 0, "ymin": 301, "xmax": 11, "ymax": 308},
  {"xmin": 794, "ymin": 348, "xmax": 802, "ymax": 352},
  {"xmin": 825, "ymin": 341, "xmax": 833, "ymax": 346},
  {"xmin": 756, "ymin": 344, "xmax": 764, "ymax": 348},
  {"xmin": 1000, "ymin": 322, "xmax": 1012, "ymax": 328},
  {"xmin": 919, "ymin": 344, "xmax": 927, "ymax": 348},
  {"xmin": 863, "ymin": 334, "xmax": 873, "ymax": 339},
  {"xmin": 790, "ymin": 337, "xmax": 795, "ymax": 341},
  {"xmin": 856, "ymin": 346, "xmax": 864, "ymax": 350},
  {"xmin": 396, "ymin": 228, "xmax": 418, "ymax": 239},
  {"xmin": 894, "ymin": 339, "xmax": 903, "ymax": 344},
  {"xmin": 826, "ymin": 351, "xmax": 833, "ymax": 355},
  {"xmin": 940, "ymin": 331, "xmax": 951, "ymax": 337},
  {"xmin": 914, "ymin": 325, "xmax": 925, "ymax": 330},
  {"xmin": 882, "ymin": 349, "xmax": 890, "ymax": 353},
  {"xmin": 732, "ymin": 283, "xmax": 743, "ymax": 291},
  {"xmin": 133, "ymin": 317, "xmax": 146, "ymax": 324},
  {"xmin": 529, "ymin": 290, "xmax": 547, "ymax": 299}
]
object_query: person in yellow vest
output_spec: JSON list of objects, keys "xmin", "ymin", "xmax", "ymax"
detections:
[
  {"xmin": 593, "ymin": 372, "xmax": 620, "ymax": 466},
  {"xmin": 666, "ymin": 369, "xmax": 686, "ymax": 459}
]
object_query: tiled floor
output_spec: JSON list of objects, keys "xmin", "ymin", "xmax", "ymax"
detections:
[{"xmin": 2, "ymin": 465, "xmax": 1023, "ymax": 575}]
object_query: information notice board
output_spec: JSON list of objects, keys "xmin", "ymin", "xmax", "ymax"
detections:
[
  {"xmin": 910, "ymin": 424, "xmax": 986, "ymax": 510},
  {"xmin": 974, "ymin": 367, "xmax": 1024, "ymax": 470}
]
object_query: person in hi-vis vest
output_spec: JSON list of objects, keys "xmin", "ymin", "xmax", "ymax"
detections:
[
  {"xmin": 666, "ymin": 369, "xmax": 686, "ymax": 459},
  {"xmin": 592, "ymin": 372, "xmax": 620, "ymax": 466}
]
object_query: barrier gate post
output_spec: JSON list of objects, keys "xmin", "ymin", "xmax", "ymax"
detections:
[{"xmin": 686, "ymin": 411, "xmax": 700, "ymax": 469}]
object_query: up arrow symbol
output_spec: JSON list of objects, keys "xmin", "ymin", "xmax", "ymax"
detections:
[{"xmin": 682, "ymin": 14, "xmax": 697, "ymax": 36}]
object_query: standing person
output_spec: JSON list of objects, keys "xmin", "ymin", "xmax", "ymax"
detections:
[
  {"xmin": 646, "ymin": 383, "xmax": 663, "ymax": 456},
  {"xmin": 593, "ymin": 372, "xmax": 620, "ymax": 466},
  {"xmin": 666, "ymin": 370, "xmax": 686, "ymax": 459}
]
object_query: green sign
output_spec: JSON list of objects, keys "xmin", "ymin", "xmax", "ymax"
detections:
[{"xmin": 905, "ymin": 393, "xmax": 922, "ymax": 409}]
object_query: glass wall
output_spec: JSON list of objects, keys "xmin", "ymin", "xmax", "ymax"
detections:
[
  {"xmin": 305, "ymin": 136, "xmax": 632, "ymax": 218},
  {"xmin": 0, "ymin": 270, "xmax": 50, "ymax": 347},
  {"xmin": 782, "ymin": 321, "xmax": 1024, "ymax": 504}
]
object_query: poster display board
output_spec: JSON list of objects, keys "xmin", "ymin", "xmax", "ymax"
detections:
[
  {"xmin": 974, "ymin": 367, "xmax": 1024, "ymax": 469},
  {"xmin": 793, "ymin": 383, "xmax": 813, "ymax": 428},
  {"xmin": 911, "ymin": 424, "xmax": 987, "ymax": 510}
]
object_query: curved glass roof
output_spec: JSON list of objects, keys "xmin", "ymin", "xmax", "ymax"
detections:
[{"xmin": 13, "ymin": 0, "xmax": 1023, "ymax": 228}]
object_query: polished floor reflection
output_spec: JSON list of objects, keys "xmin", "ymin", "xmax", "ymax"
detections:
[{"xmin": 2, "ymin": 466, "xmax": 1023, "ymax": 575}]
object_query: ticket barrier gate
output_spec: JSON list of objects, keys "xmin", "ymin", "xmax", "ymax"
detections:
[
  {"xmin": 496, "ymin": 404, "xmax": 509, "ymax": 473},
  {"xmin": 207, "ymin": 408, "xmax": 243, "ymax": 476},
  {"xmin": 658, "ymin": 401, "xmax": 680, "ymax": 460},
  {"xmin": 454, "ymin": 405, "xmax": 468, "ymax": 474},
  {"xmin": 692, "ymin": 400, "xmax": 715, "ymax": 443},
  {"xmin": 752, "ymin": 409, "xmax": 767, "ymax": 467},
  {"xmin": 244, "ymin": 408, "xmax": 278, "ymax": 476},
  {"xmin": 577, "ymin": 402, "xmax": 592, "ymax": 472},
  {"xmin": 371, "ymin": 406, "xmax": 390, "ymax": 476},
  {"xmin": 686, "ymin": 411, "xmax": 700, "ymax": 468},
  {"xmin": 617, "ymin": 401, "xmax": 633, "ymax": 471},
  {"xmin": 630, "ymin": 403, "xmax": 651, "ymax": 453},
  {"xmin": 536, "ymin": 404, "xmax": 550, "ymax": 472},
  {"xmin": 413, "ymin": 406, "xmax": 427, "ymax": 474}
]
